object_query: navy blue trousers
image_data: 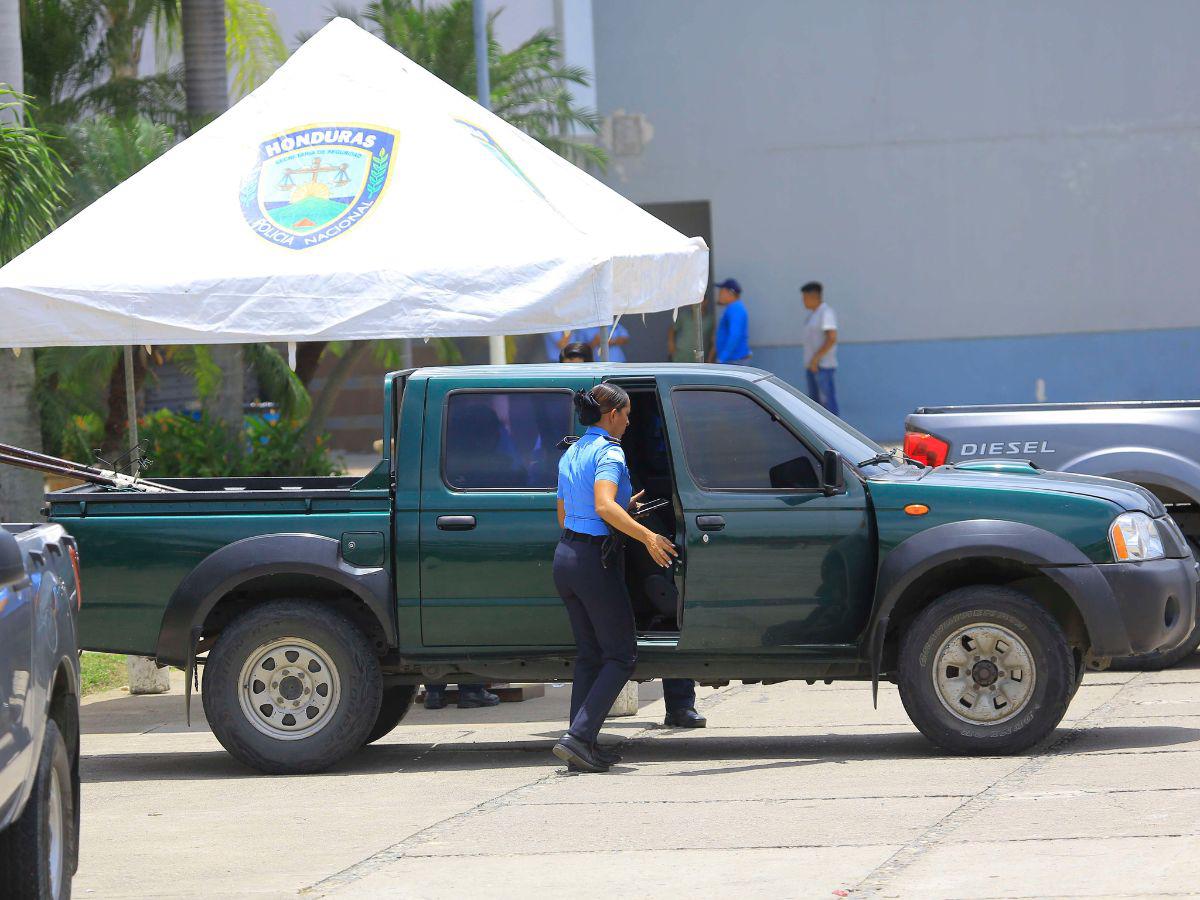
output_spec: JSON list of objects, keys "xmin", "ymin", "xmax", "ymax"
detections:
[
  {"xmin": 662, "ymin": 678, "xmax": 696, "ymax": 712},
  {"xmin": 553, "ymin": 538, "xmax": 637, "ymax": 744}
]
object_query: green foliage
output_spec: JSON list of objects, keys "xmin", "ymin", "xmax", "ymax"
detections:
[
  {"xmin": 245, "ymin": 344, "xmax": 312, "ymax": 420},
  {"xmin": 241, "ymin": 415, "xmax": 341, "ymax": 476},
  {"xmin": 166, "ymin": 345, "xmax": 223, "ymax": 399},
  {"xmin": 63, "ymin": 113, "xmax": 175, "ymax": 216},
  {"xmin": 34, "ymin": 345, "xmax": 119, "ymax": 457},
  {"xmin": 224, "ymin": 0, "xmax": 288, "ymax": 99},
  {"xmin": 0, "ymin": 91, "xmax": 69, "ymax": 265},
  {"xmin": 139, "ymin": 409, "xmax": 241, "ymax": 476},
  {"xmin": 80, "ymin": 651, "xmax": 129, "ymax": 696},
  {"xmin": 139, "ymin": 409, "xmax": 341, "ymax": 477}
]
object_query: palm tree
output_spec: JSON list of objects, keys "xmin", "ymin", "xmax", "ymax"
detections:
[
  {"xmin": 179, "ymin": 0, "xmax": 246, "ymax": 432},
  {"xmin": 0, "ymin": 89, "xmax": 69, "ymax": 519},
  {"xmin": 0, "ymin": 7, "xmax": 38, "ymax": 518}
]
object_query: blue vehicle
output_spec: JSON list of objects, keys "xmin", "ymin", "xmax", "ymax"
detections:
[{"xmin": 0, "ymin": 524, "xmax": 81, "ymax": 900}]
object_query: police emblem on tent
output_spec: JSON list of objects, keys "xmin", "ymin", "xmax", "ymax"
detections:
[{"xmin": 240, "ymin": 125, "xmax": 397, "ymax": 250}]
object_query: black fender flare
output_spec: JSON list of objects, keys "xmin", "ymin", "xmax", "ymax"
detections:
[
  {"xmin": 154, "ymin": 533, "xmax": 395, "ymax": 667},
  {"xmin": 864, "ymin": 519, "xmax": 1131, "ymax": 689}
]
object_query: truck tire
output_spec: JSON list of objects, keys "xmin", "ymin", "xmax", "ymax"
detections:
[
  {"xmin": 363, "ymin": 685, "xmax": 418, "ymax": 745},
  {"xmin": 0, "ymin": 720, "xmax": 76, "ymax": 900},
  {"xmin": 202, "ymin": 599, "xmax": 382, "ymax": 775},
  {"xmin": 897, "ymin": 586, "xmax": 1074, "ymax": 755}
]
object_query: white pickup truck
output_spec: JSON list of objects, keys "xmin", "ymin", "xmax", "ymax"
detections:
[{"xmin": 905, "ymin": 400, "xmax": 1200, "ymax": 669}]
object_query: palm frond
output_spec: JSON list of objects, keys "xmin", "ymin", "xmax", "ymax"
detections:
[
  {"xmin": 169, "ymin": 345, "xmax": 223, "ymax": 399},
  {"xmin": 246, "ymin": 343, "xmax": 313, "ymax": 420},
  {"xmin": 225, "ymin": 0, "xmax": 288, "ymax": 99},
  {"xmin": 62, "ymin": 113, "xmax": 176, "ymax": 218},
  {"xmin": 0, "ymin": 90, "xmax": 69, "ymax": 265}
]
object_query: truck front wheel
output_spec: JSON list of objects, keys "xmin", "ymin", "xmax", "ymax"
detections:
[
  {"xmin": 897, "ymin": 586, "xmax": 1074, "ymax": 755},
  {"xmin": 202, "ymin": 599, "xmax": 382, "ymax": 774}
]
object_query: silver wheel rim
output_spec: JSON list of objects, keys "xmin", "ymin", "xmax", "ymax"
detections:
[
  {"xmin": 48, "ymin": 763, "xmax": 63, "ymax": 900},
  {"xmin": 932, "ymin": 622, "xmax": 1036, "ymax": 725},
  {"xmin": 237, "ymin": 638, "xmax": 341, "ymax": 741}
]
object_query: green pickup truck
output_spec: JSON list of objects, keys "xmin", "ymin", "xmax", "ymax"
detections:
[{"xmin": 50, "ymin": 364, "xmax": 1198, "ymax": 774}]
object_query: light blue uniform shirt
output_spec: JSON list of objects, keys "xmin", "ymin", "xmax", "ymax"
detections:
[{"xmin": 557, "ymin": 426, "xmax": 632, "ymax": 536}]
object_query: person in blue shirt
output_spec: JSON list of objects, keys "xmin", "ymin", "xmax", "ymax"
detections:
[
  {"xmin": 713, "ymin": 277, "xmax": 751, "ymax": 364},
  {"xmin": 551, "ymin": 384, "xmax": 676, "ymax": 773},
  {"xmin": 588, "ymin": 322, "xmax": 631, "ymax": 362}
]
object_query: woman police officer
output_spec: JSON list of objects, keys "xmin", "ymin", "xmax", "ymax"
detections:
[{"xmin": 551, "ymin": 384, "xmax": 677, "ymax": 772}]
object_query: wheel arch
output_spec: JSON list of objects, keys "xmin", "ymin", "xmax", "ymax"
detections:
[
  {"xmin": 865, "ymin": 520, "xmax": 1131, "ymax": 680},
  {"xmin": 1063, "ymin": 447, "xmax": 1200, "ymax": 511},
  {"xmin": 155, "ymin": 533, "xmax": 396, "ymax": 667}
]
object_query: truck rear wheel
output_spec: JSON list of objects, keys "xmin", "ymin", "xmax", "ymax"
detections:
[
  {"xmin": 363, "ymin": 685, "xmax": 418, "ymax": 745},
  {"xmin": 202, "ymin": 599, "xmax": 382, "ymax": 774},
  {"xmin": 897, "ymin": 586, "xmax": 1074, "ymax": 755}
]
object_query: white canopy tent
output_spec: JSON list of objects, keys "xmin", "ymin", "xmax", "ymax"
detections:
[{"xmin": 0, "ymin": 18, "xmax": 708, "ymax": 348}]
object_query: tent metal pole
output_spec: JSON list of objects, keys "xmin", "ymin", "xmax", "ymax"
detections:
[
  {"xmin": 693, "ymin": 301, "xmax": 704, "ymax": 362},
  {"xmin": 123, "ymin": 344, "xmax": 139, "ymax": 452},
  {"xmin": 475, "ymin": 0, "xmax": 506, "ymax": 367}
]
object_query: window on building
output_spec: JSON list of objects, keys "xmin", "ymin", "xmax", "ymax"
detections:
[
  {"xmin": 672, "ymin": 389, "xmax": 820, "ymax": 490},
  {"xmin": 443, "ymin": 391, "xmax": 572, "ymax": 490}
]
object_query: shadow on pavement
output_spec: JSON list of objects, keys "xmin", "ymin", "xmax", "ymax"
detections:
[{"xmin": 81, "ymin": 723, "xmax": 1200, "ymax": 784}]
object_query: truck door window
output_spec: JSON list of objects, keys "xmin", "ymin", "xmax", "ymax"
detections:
[
  {"xmin": 673, "ymin": 389, "xmax": 821, "ymax": 490},
  {"xmin": 443, "ymin": 391, "xmax": 573, "ymax": 491}
]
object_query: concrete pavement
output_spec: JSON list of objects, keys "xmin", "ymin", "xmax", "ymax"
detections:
[{"xmin": 76, "ymin": 662, "xmax": 1200, "ymax": 898}]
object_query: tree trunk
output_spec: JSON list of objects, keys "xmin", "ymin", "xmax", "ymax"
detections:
[
  {"xmin": 0, "ymin": 13, "xmax": 42, "ymax": 520},
  {"xmin": 182, "ymin": 0, "xmax": 244, "ymax": 433},
  {"xmin": 0, "ymin": 351, "xmax": 45, "ymax": 521},
  {"xmin": 295, "ymin": 341, "xmax": 328, "ymax": 388},
  {"xmin": 0, "ymin": 0, "xmax": 21, "ymax": 100},
  {"xmin": 99, "ymin": 349, "xmax": 145, "ymax": 460},
  {"xmin": 204, "ymin": 345, "xmax": 245, "ymax": 434},
  {"xmin": 303, "ymin": 342, "xmax": 370, "ymax": 446},
  {"xmin": 181, "ymin": 0, "xmax": 229, "ymax": 125}
]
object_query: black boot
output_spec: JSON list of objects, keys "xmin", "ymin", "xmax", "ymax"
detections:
[
  {"xmin": 553, "ymin": 733, "xmax": 609, "ymax": 773},
  {"xmin": 457, "ymin": 687, "xmax": 500, "ymax": 708},
  {"xmin": 592, "ymin": 743, "xmax": 622, "ymax": 765},
  {"xmin": 664, "ymin": 707, "xmax": 706, "ymax": 728},
  {"xmin": 423, "ymin": 688, "xmax": 446, "ymax": 710}
]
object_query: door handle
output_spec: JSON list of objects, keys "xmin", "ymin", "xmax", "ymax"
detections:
[
  {"xmin": 696, "ymin": 515, "xmax": 725, "ymax": 531},
  {"xmin": 437, "ymin": 515, "xmax": 477, "ymax": 531}
]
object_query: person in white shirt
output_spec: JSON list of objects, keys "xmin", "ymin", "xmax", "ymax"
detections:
[{"xmin": 801, "ymin": 281, "xmax": 839, "ymax": 414}]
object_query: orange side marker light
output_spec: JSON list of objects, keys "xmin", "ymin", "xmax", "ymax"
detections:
[{"xmin": 904, "ymin": 504, "xmax": 930, "ymax": 516}]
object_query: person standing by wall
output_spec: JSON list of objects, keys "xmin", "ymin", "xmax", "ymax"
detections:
[
  {"xmin": 801, "ymin": 281, "xmax": 839, "ymax": 415},
  {"xmin": 590, "ymin": 323, "xmax": 631, "ymax": 362},
  {"xmin": 667, "ymin": 297, "xmax": 714, "ymax": 363},
  {"xmin": 713, "ymin": 278, "xmax": 751, "ymax": 365},
  {"xmin": 544, "ymin": 330, "xmax": 591, "ymax": 362},
  {"xmin": 559, "ymin": 341, "xmax": 595, "ymax": 363}
]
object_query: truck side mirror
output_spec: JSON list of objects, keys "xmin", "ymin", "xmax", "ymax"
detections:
[
  {"xmin": 821, "ymin": 450, "xmax": 845, "ymax": 497},
  {"xmin": 0, "ymin": 531, "xmax": 24, "ymax": 588}
]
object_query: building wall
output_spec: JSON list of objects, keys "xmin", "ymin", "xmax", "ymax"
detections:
[{"xmin": 592, "ymin": 0, "xmax": 1200, "ymax": 438}]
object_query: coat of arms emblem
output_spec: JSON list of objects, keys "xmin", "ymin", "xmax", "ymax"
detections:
[{"xmin": 240, "ymin": 125, "xmax": 397, "ymax": 250}]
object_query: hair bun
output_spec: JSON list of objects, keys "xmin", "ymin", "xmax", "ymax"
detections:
[{"xmin": 573, "ymin": 389, "xmax": 602, "ymax": 425}]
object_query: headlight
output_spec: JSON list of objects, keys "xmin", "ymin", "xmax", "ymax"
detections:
[{"xmin": 1109, "ymin": 512, "xmax": 1165, "ymax": 561}]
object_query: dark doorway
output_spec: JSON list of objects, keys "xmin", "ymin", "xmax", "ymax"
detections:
[{"xmin": 618, "ymin": 201, "xmax": 713, "ymax": 363}]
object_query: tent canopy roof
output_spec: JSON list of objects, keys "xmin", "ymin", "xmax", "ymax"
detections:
[{"xmin": 0, "ymin": 18, "xmax": 707, "ymax": 348}]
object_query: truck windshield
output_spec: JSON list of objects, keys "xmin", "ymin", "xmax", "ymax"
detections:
[{"xmin": 757, "ymin": 376, "xmax": 891, "ymax": 468}]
